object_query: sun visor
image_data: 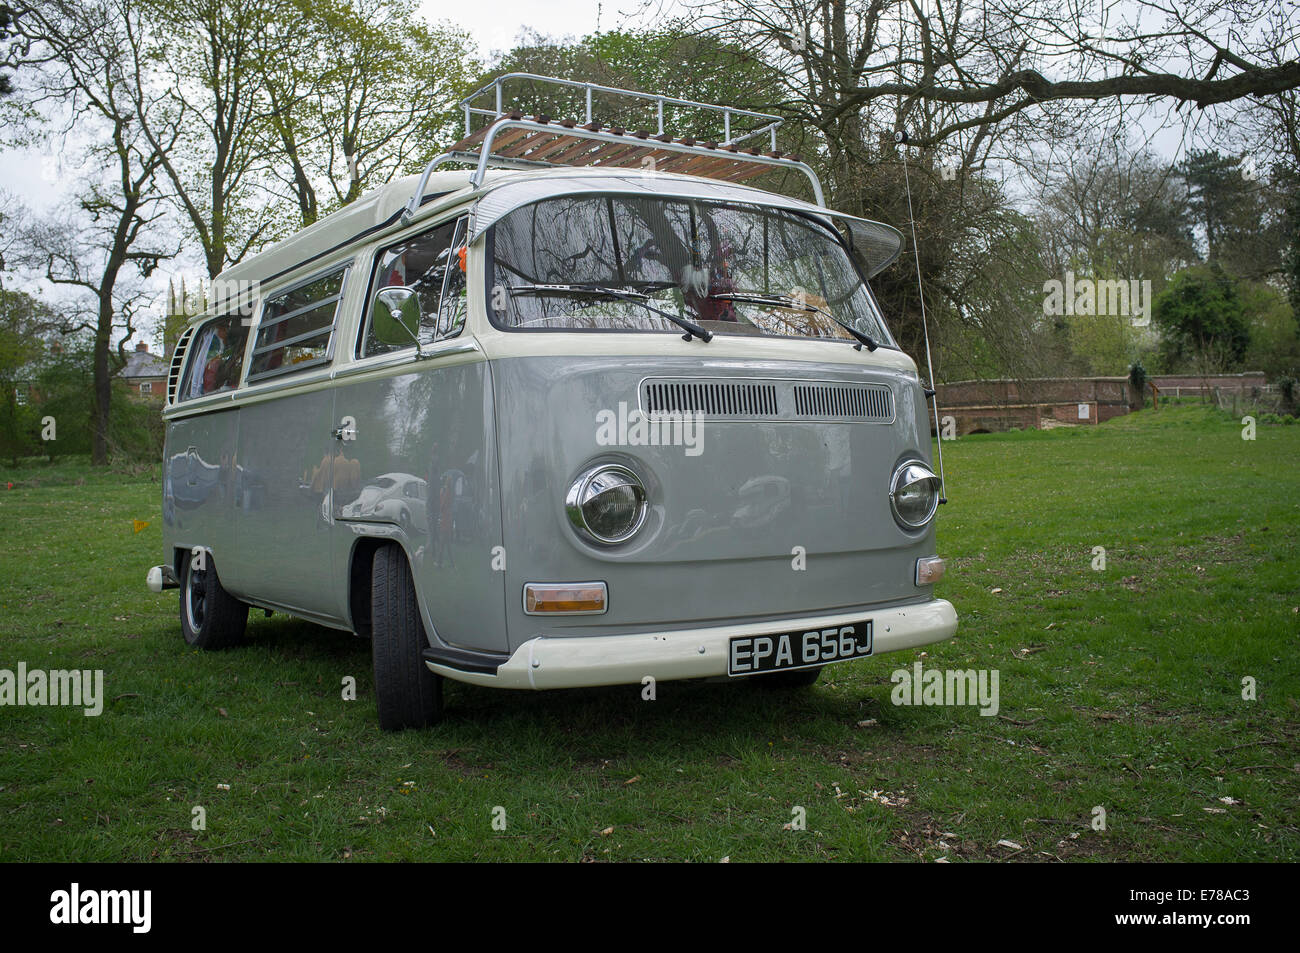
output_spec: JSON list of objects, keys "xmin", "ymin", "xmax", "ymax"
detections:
[{"xmin": 838, "ymin": 218, "xmax": 904, "ymax": 279}]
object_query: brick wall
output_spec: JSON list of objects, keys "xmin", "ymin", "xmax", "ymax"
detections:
[
  {"xmin": 1149, "ymin": 373, "xmax": 1266, "ymax": 396},
  {"xmin": 937, "ymin": 377, "xmax": 1135, "ymax": 407},
  {"xmin": 931, "ymin": 372, "xmax": 1265, "ymax": 435}
]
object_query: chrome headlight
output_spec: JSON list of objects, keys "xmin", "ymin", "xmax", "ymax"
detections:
[
  {"xmin": 889, "ymin": 461, "xmax": 941, "ymax": 530},
  {"xmin": 566, "ymin": 464, "xmax": 648, "ymax": 544}
]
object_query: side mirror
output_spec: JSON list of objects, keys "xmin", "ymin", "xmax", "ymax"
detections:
[{"xmin": 372, "ymin": 286, "xmax": 422, "ymax": 347}]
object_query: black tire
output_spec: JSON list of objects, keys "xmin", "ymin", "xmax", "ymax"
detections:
[
  {"xmin": 371, "ymin": 543, "xmax": 443, "ymax": 730},
  {"xmin": 752, "ymin": 665, "xmax": 824, "ymax": 688},
  {"xmin": 180, "ymin": 554, "xmax": 248, "ymax": 650}
]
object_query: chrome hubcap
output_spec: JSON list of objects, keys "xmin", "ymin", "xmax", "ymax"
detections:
[{"xmin": 186, "ymin": 569, "xmax": 207, "ymax": 632}]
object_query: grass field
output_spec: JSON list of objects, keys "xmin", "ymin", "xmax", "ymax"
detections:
[{"xmin": 1, "ymin": 403, "xmax": 1297, "ymax": 862}]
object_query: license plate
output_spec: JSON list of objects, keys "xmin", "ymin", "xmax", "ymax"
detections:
[{"xmin": 727, "ymin": 620, "xmax": 873, "ymax": 676}]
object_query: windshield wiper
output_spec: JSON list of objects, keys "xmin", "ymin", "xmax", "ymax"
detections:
[
  {"xmin": 509, "ymin": 283, "xmax": 712, "ymax": 342},
  {"xmin": 707, "ymin": 292, "xmax": 879, "ymax": 351}
]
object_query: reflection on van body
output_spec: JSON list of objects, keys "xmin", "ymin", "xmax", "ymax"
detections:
[
  {"xmin": 341, "ymin": 474, "xmax": 429, "ymax": 535},
  {"xmin": 732, "ymin": 475, "xmax": 791, "ymax": 529},
  {"xmin": 150, "ymin": 78, "xmax": 957, "ymax": 729}
]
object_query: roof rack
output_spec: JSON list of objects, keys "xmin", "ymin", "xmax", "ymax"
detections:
[{"xmin": 402, "ymin": 73, "xmax": 824, "ymax": 223}]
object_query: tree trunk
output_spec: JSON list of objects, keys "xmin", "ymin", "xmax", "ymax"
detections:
[{"xmin": 91, "ymin": 291, "xmax": 113, "ymax": 466}]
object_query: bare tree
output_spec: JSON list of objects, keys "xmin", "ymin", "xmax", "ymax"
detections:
[
  {"xmin": 687, "ymin": 1, "xmax": 1299, "ymax": 147},
  {"xmin": 0, "ymin": 3, "xmax": 19, "ymax": 95},
  {"xmin": 9, "ymin": 0, "xmax": 175, "ymax": 464}
]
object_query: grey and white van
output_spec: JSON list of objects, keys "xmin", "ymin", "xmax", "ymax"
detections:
[{"xmin": 147, "ymin": 76, "xmax": 956, "ymax": 729}]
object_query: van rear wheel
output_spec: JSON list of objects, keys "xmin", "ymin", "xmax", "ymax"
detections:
[
  {"xmin": 180, "ymin": 556, "xmax": 248, "ymax": 650},
  {"xmin": 371, "ymin": 543, "xmax": 443, "ymax": 730}
]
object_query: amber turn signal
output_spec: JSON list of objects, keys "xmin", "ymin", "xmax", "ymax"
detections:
[
  {"xmin": 523, "ymin": 582, "xmax": 608, "ymax": 615},
  {"xmin": 915, "ymin": 556, "xmax": 946, "ymax": 586}
]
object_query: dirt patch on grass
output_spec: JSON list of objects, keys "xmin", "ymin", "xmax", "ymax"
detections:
[{"xmin": 436, "ymin": 748, "xmax": 494, "ymax": 777}]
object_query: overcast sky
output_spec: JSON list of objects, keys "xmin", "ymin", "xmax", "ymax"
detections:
[{"xmin": 427, "ymin": 0, "xmax": 621, "ymax": 56}]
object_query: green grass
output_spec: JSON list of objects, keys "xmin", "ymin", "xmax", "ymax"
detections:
[{"xmin": 1, "ymin": 403, "xmax": 1297, "ymax": 862}]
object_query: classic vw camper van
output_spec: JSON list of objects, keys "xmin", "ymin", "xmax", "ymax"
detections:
[{"xmin": 148, "ymin": 76, "xmax": 956, "ymax": 729}]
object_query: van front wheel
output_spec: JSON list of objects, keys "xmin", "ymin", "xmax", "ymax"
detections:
[
  {"xmin": 371, "ymin": 543, "xmax": 443, "ymax": 730},
  {"xmin": 180, "ymin": 556, "xmax": 248, "ymax": 650}
]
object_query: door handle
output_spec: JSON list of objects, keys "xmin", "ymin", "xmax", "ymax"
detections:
[{"xmin": 333, "ymin": 415, "xmax": 357, "ymax": 441}]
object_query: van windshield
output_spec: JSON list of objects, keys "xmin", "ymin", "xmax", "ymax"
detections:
[{"xmin": 488, "ymin": 195, "xmax": 893, "ymax": 345}]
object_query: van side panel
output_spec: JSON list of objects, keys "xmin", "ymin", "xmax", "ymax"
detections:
[
  {"xmin": 162, "ymin": 407, "xmax": 240, "ymax": 582},
  {"xmin": 227, "ymin": 384, "xmax": 341, "ymax": 619},
  {"xmin": 331, "ymin": 358, "xmax": 508, "ymax": 654}
]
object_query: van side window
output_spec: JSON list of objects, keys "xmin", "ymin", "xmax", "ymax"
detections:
[
  {"xmin": 247, "ymin": 267, "xmax": 348, "ymax": 382},
  {"xmin": 361, "ymin": 215, "xmax": 468, "ymax": 357},
  {"xmin": 178, "ymin": 314, "xmax": 250, "ymax": 401}
]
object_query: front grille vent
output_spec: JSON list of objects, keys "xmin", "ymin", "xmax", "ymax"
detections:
[
  {"xmin": 642, "ymin": 379, "xmax": 779, "ymax": 418},
  {"xmin": 792, "ymin": 382, "xmax": 893, "ymax": 421},
  {"xmin": 640, "ymin": 377, "xmax": 895, "ymax": 423}
]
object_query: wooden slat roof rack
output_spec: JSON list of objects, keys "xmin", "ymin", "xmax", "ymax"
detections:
[{"xmin": 402, "ymin": 73, "xmax": 824, "ymax": 223}]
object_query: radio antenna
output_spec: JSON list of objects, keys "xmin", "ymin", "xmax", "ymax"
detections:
[{"xmin": 896, "ymin": 129, "xmax": 947, "ymax": 504}]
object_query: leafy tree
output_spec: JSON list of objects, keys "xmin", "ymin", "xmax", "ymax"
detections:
[
  {"xmin": 1240, "ymin": 281, "xmax": 1300, "ymax": 382},
  {"xmin": 1064, "ymin": 311, "xmax": 1143, "ymax": 377},
  {"xmin": 483, "ymin": 29, "xmax": 780, "ymax": 145},
  {"xmin": 1179, "ymin": 149, "xmax": 1286, "ymax": 280},
  {"xmin": 1284, "ymin": 178, "xmax": 1300, "ymax": 319},
  {"xmin": 127, "ymin": 0, "xmax": 284, "ymax": 277},
  {"xmin": 255, "ymin": 0, "xmax": 477, "ymax": 228},
  {"xmin": 1129, "ymin": 361, "xmax": 1148, "ymax": 408},
  {"xmin": 32, "ymin": 336, "xmax": 94, "ymax": 460},
  {"xmin": 1153, "ymin": 265, "xmax": 1251, "ymax": 375},
  {"xmin": 0, "ymin": 287, "xmax": 53, "ymax": 464}
]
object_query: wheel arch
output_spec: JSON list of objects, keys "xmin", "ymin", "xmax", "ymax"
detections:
[{"xmin": 347, "ymin": 534, "xmax": 427, "ymax": 640}]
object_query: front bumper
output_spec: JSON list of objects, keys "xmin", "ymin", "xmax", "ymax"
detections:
[
  {"xmin": 146, "ymin": 564, "xmax": 180, "ymax": 593},
  {"xmin": 426, "ymin": 598, "xmax": 957, "ymax": 690}
]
